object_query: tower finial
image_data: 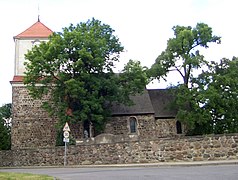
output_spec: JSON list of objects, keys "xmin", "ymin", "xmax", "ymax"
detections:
[{"xmin": 37, "ymin": 4, "xmax": 40, "ymax": 22}]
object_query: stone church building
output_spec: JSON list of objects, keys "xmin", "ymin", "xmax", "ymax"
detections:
[{"xmin": 10, "ymin": 20, "xmax": 183, "ymax": 150}]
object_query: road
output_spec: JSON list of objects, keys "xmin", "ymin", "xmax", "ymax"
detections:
[{"xmin": 1, "ymin": 164, "xmax": 238, "ymax": 180}]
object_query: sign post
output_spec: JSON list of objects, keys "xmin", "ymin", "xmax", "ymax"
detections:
[{"xmin": 63, "ymin": 122, "xmax": 70, "ymax": 166}]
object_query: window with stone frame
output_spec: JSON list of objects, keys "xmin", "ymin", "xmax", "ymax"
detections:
[{"xmin": 129, "ymin": 117, "xmax": 137, "ymax": 133}]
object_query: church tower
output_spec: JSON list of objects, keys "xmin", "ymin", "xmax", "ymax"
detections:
[
  {"xmin": 10, "ymin": 20, "xmax": 57, "ymax": 150},
  {"xmin": 13, "ymin": 19, "xmax": 53, "ymax": 79}
]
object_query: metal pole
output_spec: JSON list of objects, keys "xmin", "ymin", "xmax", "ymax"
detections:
[{"xmin": 64, "ymin": 141, "xmax": 67, "ymax": 166}]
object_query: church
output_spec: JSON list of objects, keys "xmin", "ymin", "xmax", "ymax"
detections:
[{"xmin": 10, "ymin": 20, "xmax": 183, "ymax": 150}]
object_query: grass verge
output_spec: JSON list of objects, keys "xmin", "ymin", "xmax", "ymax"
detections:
[{"xmin": 0, "ymin": 172, "xmax": 56, "ymax": 180}]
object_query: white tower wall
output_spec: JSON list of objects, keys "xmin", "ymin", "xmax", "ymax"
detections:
[{"xmin": 14, "ymin": 38, "xmax": 48, "ymax": 76}]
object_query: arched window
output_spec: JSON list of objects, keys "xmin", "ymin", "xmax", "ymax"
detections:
[
  {"xmin": 129, "ymin": 117, "xmax": 137, "ymax": 133},
  {"xmin": 176, "ymin": 120, "xmax": 182, "ymax": 134},
  {"xmin": 83, "ymin": 120, "xmax": 90, "ymax": 138}
]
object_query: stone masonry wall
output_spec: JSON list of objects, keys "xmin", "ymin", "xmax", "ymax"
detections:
[
  {"xmin": 156, "ymin": 119, "xmax": 177, "ymax": 137},
  {"xmin": 105, "ymin": 115, "xmax": 157, "ymax": 139},
  {"xmin": 11, "ymin": 86, "xmax": 58, "ymax": 150},
  {"xmin": 54, "ymin": 114, "xmax": 173, "ymax": 141},
  {"xmin": 105, "ymin": 116, "xmax": 178, "ymax": 139},
  {"xmin": 1, "ymin": 134, "xmax": 238, "ymax": 166}
]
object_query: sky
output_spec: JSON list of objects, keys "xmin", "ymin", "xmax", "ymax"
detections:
[{"xmin": 0, "ymin": 0, "xmax": 238, "ymax": 106}]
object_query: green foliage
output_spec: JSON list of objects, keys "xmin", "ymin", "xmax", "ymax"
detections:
[
  {"xmin": 24, "ymin": 18, "xmax": 148, "ymax": 135},
  {"xmin": 0, "ymin": 103, "xmax": 11, "ymax": 150},
  {"xmin": 173, "ymin": 85, "xmax": 212, "ymax": 135},
  {"xmin": 173, "ymin": 57, "xmax": 238, "ymax": 135},
  {"xmin": 149, "ymin": 23, "xmax": 220, "ymax": 87},
  {"xmin": 191, "ymin": 57, "xmax": 238, "ymax": 134},
  {"xmin": 149, "ymin": 22, "xmax": 225, "ymax": 135},
  {"xmin": 119, "ymin": 60, "xmax": 148, "ymax": 104}
]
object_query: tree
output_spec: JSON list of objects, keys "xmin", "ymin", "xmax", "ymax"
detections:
[
  {"xmin": 119, "ymin": 59, "xmax": 148, "ymax": 104},
  {"xmin": 24, "ymin": 18, "xmax": 147, "ymax": 136},
  {"xmin": 148, "ymin": 23, "xmax": 221, "ymax": 134},
  {"xmin": 190, "ymin": 57, "xmax": 238, "ymax": 134},
  {"xmin": 0, "ymin": 103, "xmax": 11, "ymax": 150},
  {"xmin": 149, "ymin": 23, "xmax": 220, "ymax": 87}
]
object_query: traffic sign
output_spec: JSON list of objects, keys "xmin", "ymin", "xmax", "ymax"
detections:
[
  {"xmin": 63, "ymin": 122, "xmax": 70, "ymax": 167},
  {"xmin": 64, "ymin": 131, "xmax": 70, "ymax": 138},
  {"xmin": 63, "ymin": 122, "xmax": 70, "ymax": 132},
  {"xmin": 63, "ymin": 138, "xmax": 69, "ymax": 143}
]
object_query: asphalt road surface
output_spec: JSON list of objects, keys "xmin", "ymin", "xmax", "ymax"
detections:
[{"xmin": 1, "ymin": 164, "xmax": 238, "ymax": 180}]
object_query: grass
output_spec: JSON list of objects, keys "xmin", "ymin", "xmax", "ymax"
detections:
[{"xmin": 0, "ymin": 172, "xmax": 56, "ymax": 180}]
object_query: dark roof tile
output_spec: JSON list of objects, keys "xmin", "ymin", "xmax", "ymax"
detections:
[
  {"xmin": 111, "ymin": 90, "xmax": 154, "ymax": 115},
  {"xmin": 148, "ymin": 89, "xmax": 177, "ymax": 118}
]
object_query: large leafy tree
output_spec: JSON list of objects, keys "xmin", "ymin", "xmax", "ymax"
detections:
[
  {"xmin": 149, "ymin": 23, "xmax": 220, "ymax": 87},
  {"xmin": 119, "ymin": 59, "xmax": 148, "ymax": 104},
  {"xmin": 189, "ymin": 57, "xmax": 238, "ymax": 134},
  {"xmin": 0, "ymin": 103, "xmax": 11, "ymax": 150},
  {"xmin": 149, "ymin": 23, "xmax": 221, "ymax": 133},
  {"xmin": 24, "ymin": 18, "xmax": 147, "ymax": 135}
]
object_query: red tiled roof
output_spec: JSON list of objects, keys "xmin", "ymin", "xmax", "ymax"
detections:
[
  {"xmin": 14, "ymin": 20, "xmax": 53, "ymax": 38},
  {"xmin": 10, "ymin": 75, "xmax": 55, "ymax": 83},
  {"xmin": 11, "ymin": 76, "xmax": 24, "ymax": 83}
]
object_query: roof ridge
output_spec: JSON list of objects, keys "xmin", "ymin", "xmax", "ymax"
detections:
[{"xmin": 14, "ymin": 21, "xmax": 53, "ymax": 39}]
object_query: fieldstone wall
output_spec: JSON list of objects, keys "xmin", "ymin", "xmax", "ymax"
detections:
[
  {"xmin": 156, "ymin": 119, "xmax": 177, "ymax": 137},
  {"xmin": 104, "ymin": 115, "xmax": 156, "ymax": 139},
  {"xmin": 105, "ymin": 116, "xmax": 178, "ymax": 139},
  {"xmin": 1, "ymin": 134, "xmax": 238, "ymax": 167},
  {"xmin": 11, "ymin": 86, "xmax": 58, "ymax": 150},
  {"xmin": 55, "ymin": 114, "xmax": 165, "ymax": 141}
]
